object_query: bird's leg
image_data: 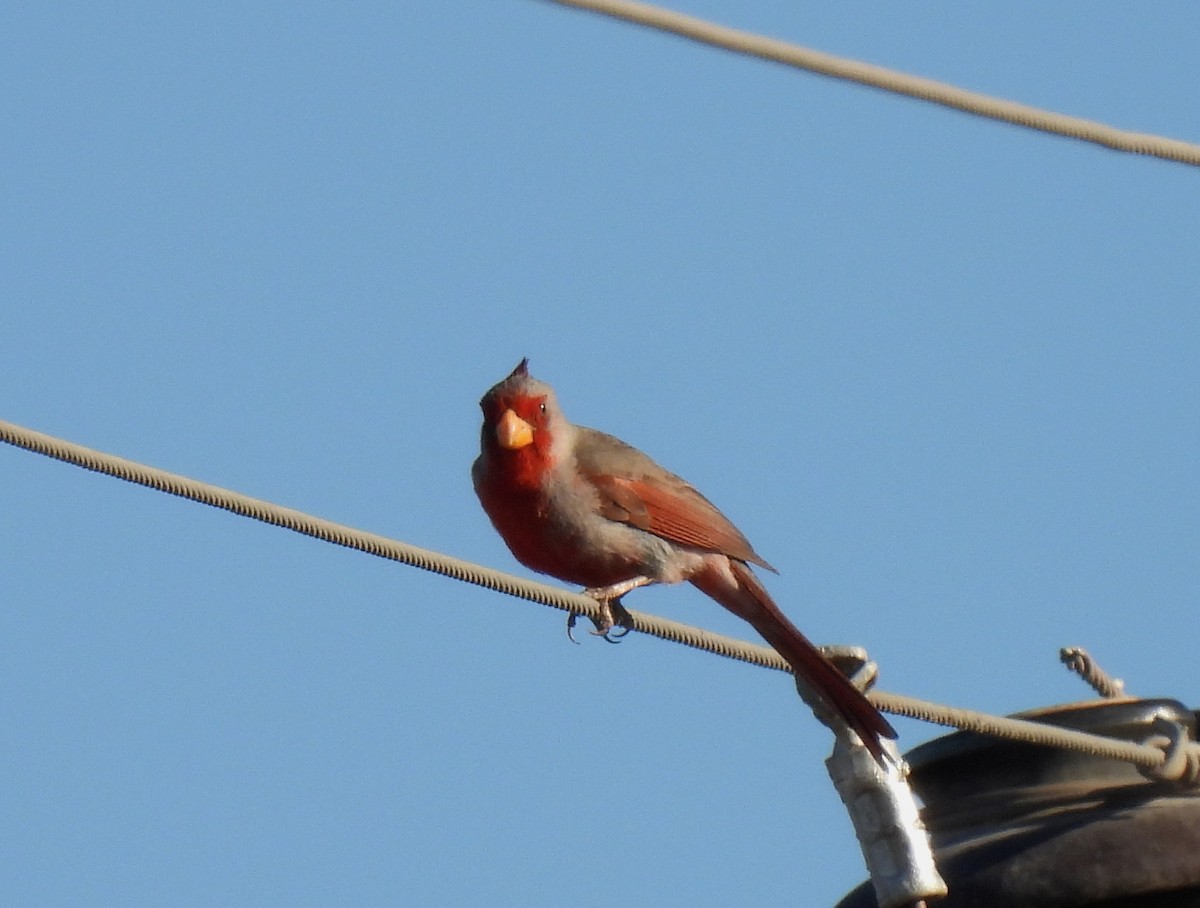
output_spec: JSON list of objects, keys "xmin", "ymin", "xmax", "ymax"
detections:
[
  {"xmin": 584, "ymin": 577, "xmax": 647, "ymax": 639},
  {"xmin": 565, "ymin": 577, "xmax": 648, "ymax": 643}
]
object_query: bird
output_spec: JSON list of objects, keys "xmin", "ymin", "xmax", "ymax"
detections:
[{"xmin": 472, "ymin": 358, "xmax": 896, "ymax": 760}]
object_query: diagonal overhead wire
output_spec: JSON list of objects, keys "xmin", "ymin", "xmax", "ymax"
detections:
[
  {"xmin": 0, "ymin": 417, "xmax": 791, "ymax": 672},
  {"xmin": 2, "ymin": 415, "xmax": 1197, "ymax": 783},
  {"xmin": 540, "ymin": 0, "xmax": 1200, "ymax": 167}
]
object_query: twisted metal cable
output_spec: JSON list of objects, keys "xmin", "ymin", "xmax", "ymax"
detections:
[
  {"xmin": 1061, "ymin": 646, "xmax": 1127, "ymax": 698},
  {"xmin": 2, "ymin": 416, "xmax": 1197, "ymax": 782},
  {"xmin": 868, "ymin": 690, "xmax": 1195, "ymax": 779},
  {"xmin": 0, "ymin": 418, "xmax": 786, "ymax": 671},
  {"xmin": 541, "ymin": 0, "xmax": 1200, "ymax": 168}
]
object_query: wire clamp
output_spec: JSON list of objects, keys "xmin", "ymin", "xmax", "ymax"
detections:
[{"xmin": 1139, "ymin": 718, "xmax": 1200, "ymax": 786}]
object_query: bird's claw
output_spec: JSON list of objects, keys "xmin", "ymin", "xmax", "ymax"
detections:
[
  {"xmin": 566, "ymin": 611, "xmax": 584, "ymax": 644},
  {"xmin": 606, "ymin": 621, "xmax": 632, "ymax": 641},
  {"xmin": 565, "ymin": 596, "xmax": 634, "ymax": 644}
]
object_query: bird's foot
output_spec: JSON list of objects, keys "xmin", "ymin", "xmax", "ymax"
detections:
[{"xmin": 566, "ymin": 592, "xmax": 636, "ymax": 644}]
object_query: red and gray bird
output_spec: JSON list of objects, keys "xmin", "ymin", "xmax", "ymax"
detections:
[{"xmin": 472, "ymin": 359, "xmax": 896, "ymax": 759}]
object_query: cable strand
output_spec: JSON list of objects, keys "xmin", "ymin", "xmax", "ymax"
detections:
[
  {"xmin": 540, "ymin": 0, "xmax": 1200, "ymax": 167},
  {"xmin": 2, "ymin": 416, "xmax": 1196, "ymax": 782},
  {"xmin": 1060, "ymin": 646, "xmax": 1127, "ymax": 698}
]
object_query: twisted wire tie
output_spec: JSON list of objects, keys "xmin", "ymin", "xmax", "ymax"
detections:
[{"xmin": 1061, "ymin": 646, "xmax": 1127, "ymax": 699}]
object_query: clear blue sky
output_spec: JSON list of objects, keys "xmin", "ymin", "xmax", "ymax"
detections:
[{"xmin": 3, "ymin": 3, "xmax": 1197, "ymax": 905}]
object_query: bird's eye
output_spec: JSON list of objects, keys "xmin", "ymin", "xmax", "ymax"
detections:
[{"xmin": 539, "ymin": 402, "xmax": 547, "ymax": 413}]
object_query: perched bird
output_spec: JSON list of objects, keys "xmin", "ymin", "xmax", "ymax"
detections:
[{"xmin": 472, "ymin": 359, "xmax": 896, "ymax": 759}]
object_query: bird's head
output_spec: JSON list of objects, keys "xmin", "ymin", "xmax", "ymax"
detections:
[{"xmin": 477, "ymin": 359, "xmax": 570, "ymax": 474}]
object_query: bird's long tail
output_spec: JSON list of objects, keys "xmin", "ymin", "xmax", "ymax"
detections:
[{"xmin": 690, "ymin": 559, "xmax": 896, "ymax": 762}]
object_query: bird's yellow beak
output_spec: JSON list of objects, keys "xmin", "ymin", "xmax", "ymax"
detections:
[{"xmin": 496, "ymin": 408, "xmax": 534, "ymax": 450}]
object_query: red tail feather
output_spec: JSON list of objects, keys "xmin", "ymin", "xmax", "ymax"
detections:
[{"xmin": 691, "ymin": 560, "xmax": 895, "ymax": 761}]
